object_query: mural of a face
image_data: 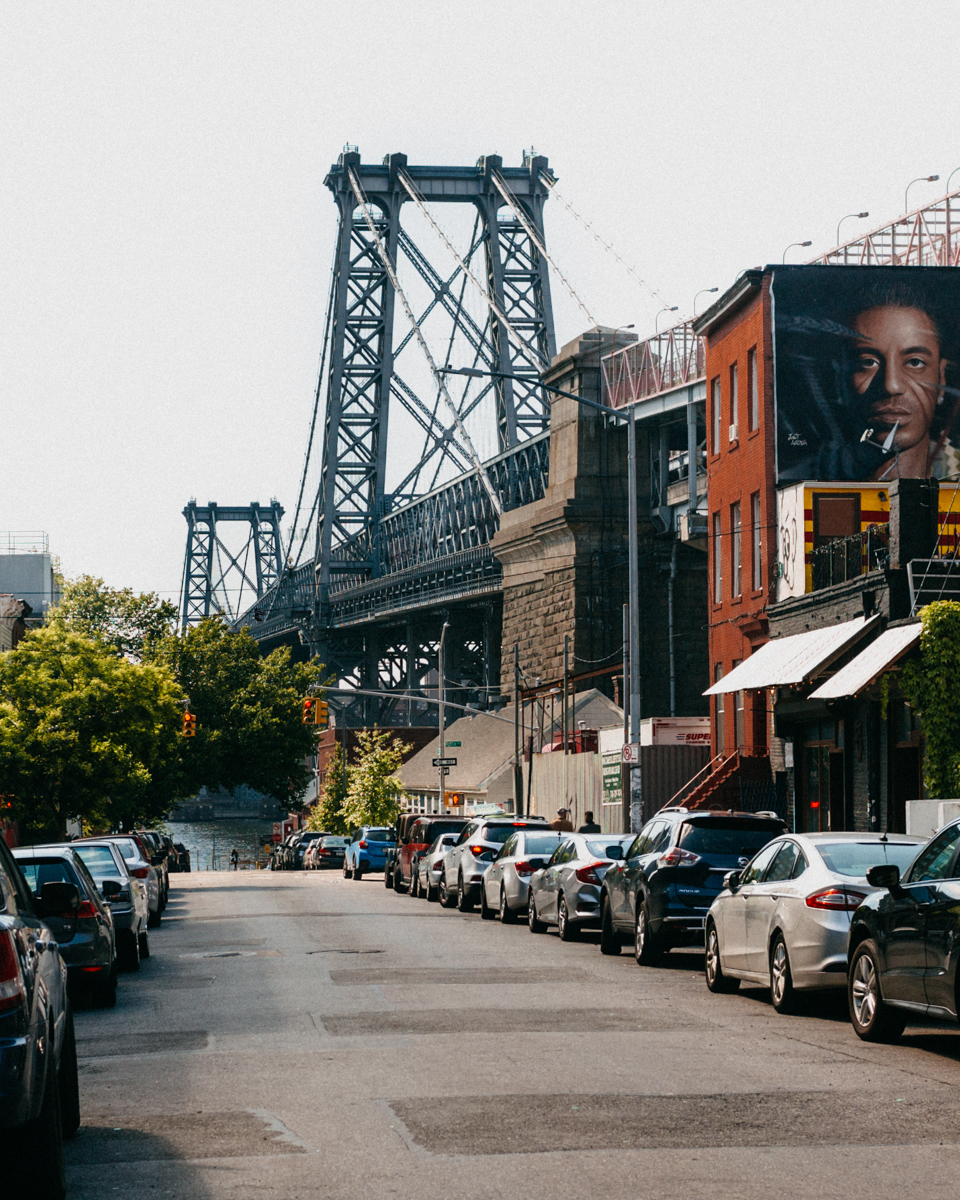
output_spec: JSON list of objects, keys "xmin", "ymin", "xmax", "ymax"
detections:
[{"xmin": 851, "ymin": 304, "xmax": 946, "ymax": 475}]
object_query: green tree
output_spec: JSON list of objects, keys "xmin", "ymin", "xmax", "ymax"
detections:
[
  {"xmin": 153, "ymin": 617, "xmax": 327, "ymax": 803},
  {"xmin": 47, "ymin": 575, "xmax": 178, "ymax": 661},
  {"xmin": 306, "ymin": 741, "xmax": 349, "ymax": 833},
  {"xmin": 900, "ymin": 601, "xmax": 960, "ymax": 798},
  {"xmin": 0, "ymin": 627, "xmax": 184, "ymax": 841},
  {"xmin": 341, "ymin": 728, "xmax": 411, "ymax": 830}
]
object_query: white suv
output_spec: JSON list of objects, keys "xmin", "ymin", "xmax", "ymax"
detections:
[{"xmin": 439, "ymin": 817, "xmax": 548, "ymax": 912}]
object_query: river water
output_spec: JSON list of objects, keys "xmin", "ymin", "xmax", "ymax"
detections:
[{"xmin": 166, "ymin": 819, "xmax": 279, "ymax": 871}]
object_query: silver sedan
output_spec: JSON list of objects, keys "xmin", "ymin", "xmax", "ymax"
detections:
[
  {"xmin": 479, "ymin": 830, "xmax": 565, "ymax": 922},
  {"xmin": 527, "ymin": 834, "xmax": 633, "ymax": 940},
  {"xmin": 415, "ymin": 833, "xmax": 460, "ymax": 902},
  {"xmin": 704, "ymin": 832, "xmax": 924, "ymax": 1011}
]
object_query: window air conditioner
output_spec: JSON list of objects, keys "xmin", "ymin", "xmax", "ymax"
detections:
[{"xmin": 728, "ymin": 423, "xmax": 738, "ymax": 442}]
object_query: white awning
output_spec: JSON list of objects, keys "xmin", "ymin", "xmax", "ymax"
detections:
[
  {"xmin": 808, "ymin": 624, "xmax": 921, "ymax": 700},
  {"xmin": 703, "ymin": 615, "xmax": 877, "ymax": 696}
]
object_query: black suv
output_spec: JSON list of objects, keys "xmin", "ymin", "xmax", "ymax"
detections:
[
  {"xmin": 599, "ymin": 807, "xmax": 786, "ymax": 964},
  {"xmin": 847, "ymin": 817, "xmax": 960, "ymax": 1043},
  {"xmin": 0, "ymin": 836, "xmax": 82, "ymax": 1198}
]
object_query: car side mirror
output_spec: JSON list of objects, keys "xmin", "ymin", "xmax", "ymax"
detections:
[
  {"xmin": 528, "ymin": 857, "xmax": 546, "ymax": 870},
  {"xmin": 101, "ymin": 880, "xmax": 123, "ymax": 898},
  {"xmin": 605, "ymin": 846, "xmax": 625, "ymax": 860},
  {"xmin": 866, "ymin": 863, "xmax": 901, "ymax": 890},
  {"xmin": 150, "ymin": 854, "xmax": 164, "ymax": 867},
  {"xmin": 723, "ymin": 870, "xmax": 741, "ymax": 892}
]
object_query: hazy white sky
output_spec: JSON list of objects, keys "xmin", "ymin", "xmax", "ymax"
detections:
[{"xmin": 3, "ymin": 0, "xmax": 960, "ymax": 606}]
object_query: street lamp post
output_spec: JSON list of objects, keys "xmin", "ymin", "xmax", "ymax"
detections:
[
  {"xmin": 441, "ymin": 361, "xmax": 645, "ymax": 829},
  {"xmin": 693, "ymin": 287, "xmax": 718, "ymax": 315},
  {"xmin": 836, "ymin": 212, "xmax": 869, "ymax": 246},
  {"xmin": 656, "ymin": 306, "xmax": 679, "ymax": 334},
  {"xmin": 438, "ymin": 620, "xmax": 450, "ymax": 808},
  {"xmin": 782, "ymin": 241, "xmax": 812, "ymax": 264},
  {"xmin": 905, "ymin": 174, "xmax": 940, "ymax": 213}
]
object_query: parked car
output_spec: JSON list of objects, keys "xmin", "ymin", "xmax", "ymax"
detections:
[
  {"xmin": 343, "ymin": 827, "xmax": 395, "ymax": 879},
  {"xmin": 439, "ymin": 816, "xmax": 549, "ymax": 911},
  {"xmin": 847, "ymin": 818, "xmax": 960, "ymax": 1042},
  {"xmin": 306, "ymin": 836, "xmax": 349, "ymax": 870},
  {"xmin": 274, "ymin": 835, "xmax": 298, "ymax": 870},
  {"xmin": 599, "ymin": 807, "xmax": 787, "ymax": 964},
  {"xmin": 78, "ymin": 835, "xmax": 163, "ymax": 928},
  {"xmin": 72, "ymin": 840, "xmax": 150, "ymax": 970},
  {"xmin": 0, "ymin": 835, "xmax": 81, "ymax": 1200},
  {"xmin": 136, "ymin": 831, "xmax": 169, "ymax": 907},
  {"xmin": 291, "ymin": 831, "xmax": 326, "ymax": 871},
  {"xmin": 526, "ymin": 833, "xmax": 634, "ymax": 937},
  {"xmin": 414, "ymin": 832, "xmax": 461, "ymax": 901},
  {"xmin": 13, "ymin": 846, "xmax": 118, "ymax": 1008},
  {"xmin": 173, "ymin": 842, "xmax": 192, "ymax": 872},
  {"xmin": 704, "ymin": 832, "xmax": 924, "ymax": 1010},
  {"xmin": 391, "ymin": 815, "xmax": 468, "ymax": 893},
  {"xmin": 479, "ymin": 829, "xmax": 566, "ymax": 921}
]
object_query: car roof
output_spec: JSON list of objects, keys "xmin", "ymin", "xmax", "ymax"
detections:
[
  {"xmin": 792, "ymin": 832, "xmax": 923, "ymax": 844},
  {"xmin": 12, "ymin": 845, "xmax": 77, "ymax": 858}
]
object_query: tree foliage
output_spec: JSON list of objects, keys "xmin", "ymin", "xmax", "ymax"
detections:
[
  {"xmin": 0, "ymin": 627, "xmax": 184, "ymax": 840},
  {"xmin": 341, "ymin": 728, "xmax": 411, "ymax": 830},
  {"xmin": 900, "ymin": 601, "xmax": 960, "ymax": 799},
  {"xmin": 47, "ymin": 575, "xmax": 178, "ymax": 661},
  {"xmin": 306, "ymin": 741, "xmax": 349, "ymax": 833},
  {"xmin": 152, "ymin": 618, "xmax": 327, "ymax": 803}
]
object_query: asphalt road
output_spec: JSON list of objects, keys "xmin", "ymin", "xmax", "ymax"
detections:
[{"xmin": 66, "ymin": 869, "xmax": 960, "ymax": 1199}]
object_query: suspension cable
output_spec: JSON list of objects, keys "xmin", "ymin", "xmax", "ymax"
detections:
[
  {"xmin": 539, "ymin": 172, "xmax": 675, "ymax": 311},
  {"xmin": 491, "ymin": 171, "xmax": 596, "ymax": 327},
  {"xmin": 347, "ymin": 168, "xmax": 501, "ymax": 516},
  {"xmin": 397, "ymin": 170, "xmax": 547, "ymax": 372}
]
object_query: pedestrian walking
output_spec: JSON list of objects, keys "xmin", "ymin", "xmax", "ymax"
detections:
[
  {"xmin": 230, "ymin": 847, "xmax": 239, "ymax": 871},
  {"xmin": 578, "ymin": 811, "xmax": 601, "ymax": 833},
  {"xmin": 550, "ymin": 808, "xmax": 574, "ymax": 832}
]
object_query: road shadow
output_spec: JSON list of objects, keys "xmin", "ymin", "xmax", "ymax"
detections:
[{"xmin": 66, "ymin": 1128, "xmax": 217, "ymax": 1199}]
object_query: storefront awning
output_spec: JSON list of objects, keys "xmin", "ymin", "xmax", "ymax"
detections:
[
  {"xmin": 703, "ymin": 615, "xmax": 877, "ymax": 696},
  {"xmin": 807, "ymin": 623, "xmax": 920, "ymax": 700}
]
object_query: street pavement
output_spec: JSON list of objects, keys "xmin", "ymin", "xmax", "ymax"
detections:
[{"xmin": 66, "ymin": 869, "xmax": 960, "ymax": 1198}]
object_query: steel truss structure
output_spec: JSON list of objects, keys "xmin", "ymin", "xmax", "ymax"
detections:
[
  {"xmin": 181, "ymin": 501, "xmax": 284, "ymax": 629},
  {"xmin": 812, "ymin": 189, "xmax": 960, "ymax": 266}
]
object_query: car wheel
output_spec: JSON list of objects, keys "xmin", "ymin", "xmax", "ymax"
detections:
[
  {"xmin": 343, "ymin": 862, "xmax": 353, "ymax": 879},
  {"xmin": 439, "ymin": 875, "xmax": 457, "ymax": 908},
  {"xmin": 457, "ymin": 874, "xmax": 475, "ymax": 912},
  {"xmin": 139, "ymin": 930, "xmax": 150, "ymax": 959},
  {"xmin": 426, "ymin": 878, "xmax": 439, "ymax": 903},
  {"xmin": 634, "ymin": 902, "xmax": 662, "ymax": 966},
  {"xmin": 558, "ymin": 895, "xmax": 578, "ymax": 942},
  {"xmin": 14, "ymin": 1021, "xmax": 66, "ymax": 1200},
  {"xmin": 96, "ymin": 960, "xmax": 118, "ymax": 1009},
  {"xmin": 354, "ymin": 868, "xmax": 363, "ymax": 881},
  {"xmin": 383, "ymin": 866, "xmax": 394, "ymax": 889},
  {"xmin": 118, "ymin": 929, "xmax": 140, "ymax": 972},
  {"xmin": 704, "ymin": 921, "xmax": 739, "ymax": 993},
  {"xmin": 480, "ymin": 885, "xmax": 496, "ymax": 920},
  {"xmin": 147, "ymin": 906, "xmax": 161, "ymax": 929},
  {"xmin": 500, "ymin": 886, "xmax": 518, "ymax": 924},
  {"xmin": 849, "ymin": 939, "xmax": 906, "ymax": 1043},
  {"xmin": 410, "ymin": 871, "xmax": 420, "ymax": 898},
  {"xmin": 59, "ymin": 1009, "xmax": 81, "ymax": 1140},
  {"xmin": 770, "ymin": 934, "xmax": 796, "ymax": 1013},
  {"xmin": 528, "ymin": 893, "xmax": 546, "ymax": 934},
  {"xmin": 600, "ymin": 896, "xmax": 622, "ymax": 956}
]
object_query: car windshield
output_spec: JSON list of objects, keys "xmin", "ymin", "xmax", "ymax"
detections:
[
  {"xmin": 419, "ymin": 823, "xmax": 464, "ymax": 839},
  {"xmin": 364, "ymin": 829, "xmax": 393, "ymax": 842},
  {"xmin": 74, "ymin": 846, "xmax": 119, "ymax": 876},
  {"xmin": 587, "ymin": 839, "xmax": 629, "ymax": 858},
  {"xmin": 677, "ymin": 819, "xmax": 785, "ymax": 857},
  {"xmin": 816, "ymin": 840, "xmax": 923, "ymax": 878},
  {"xmin": 321, "ymin": 837, "xmax": 349, "ymax": 847},
  {"xmin": 523, "ymin": 835, "xmax": 564, "ymax": 854},
  {"xmin": 16, "ymin": 858, "xmax": 75, "ymax": 893},
  {"xmin": 481, "ymin": 824, "xmax": 529, "ymax": 844}
]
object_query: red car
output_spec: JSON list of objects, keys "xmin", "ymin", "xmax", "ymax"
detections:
[{"xmin": 390, "ymin": 815, "xmax": 468, "ymax": 893}]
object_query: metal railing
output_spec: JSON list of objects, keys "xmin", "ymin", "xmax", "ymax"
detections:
[
  {"xmin": 811, "ymin": 524, "xmax": 889, "ymax": 591},
  {"xmin": 601, "ymin": 322, "xmax": 705, "ymax": 409}
]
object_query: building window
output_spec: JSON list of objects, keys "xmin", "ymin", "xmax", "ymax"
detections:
[
  {"xmin": 731, "ymin": 502, "xmax": 741, "ymax": 598},
  {"xmin": 747, "ymin": 347, "xmax": 759, "ymax": 431},
  {"xmin": 714, "ymin": 664, "xmax": 724, "ymax": 752},
  {"xmin": 711, "ymin": 377, "xmax": 721, "ymax": 453},
  {"xmin": 751, "ymin": 491, "xmax": 762, "ymax": 591},
  {"xmin": 729, "ymin": 362, "xmax": 739, "ymax": 439},
  {"xmin": 712, "ymin": 512, "xmax": 722, "ymax": 603},
  {"xmin": 735, "ymin": 690, "xmax": 746, "ymax": 750}
]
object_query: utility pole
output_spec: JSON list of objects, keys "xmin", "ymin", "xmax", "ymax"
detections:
[
  {"xmin": 562, "ymin": 634, "xmax": 570, "ymax": 817},
  {"xmin": 627, "ymin": 407, "xmax": 643, "ymax": 831},
  {"xmin": 438, "ymin": 621, "xmax": 450, "ymax": 810},
  {"xmin": 514, "ymin": 643, "xmax": 523, "ymax": 816}
]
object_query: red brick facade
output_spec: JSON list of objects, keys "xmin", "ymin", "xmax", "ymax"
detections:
[{"xmin": 701, "ymin": 273, "xmax": 776, "ymax": 759}]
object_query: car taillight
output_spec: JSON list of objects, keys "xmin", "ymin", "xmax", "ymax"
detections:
[
  {"xmin": 432, "ymin": 860, "xmax": 443, "ymax": 873},
  {"xmin": 319, "ymin": 849, "xmax": 330, "ymax": 856},
  {"xmin": 469, "ymin": 845, "xmax": 487, "ymax": 857},
  {"xmin": 657, "ymin": 848, "xmax": 702, "ymax": 868},
  {"xmin": 131, "ymin": 867, "xmax": 150, "ymax": 879},
  {"xmin": 69, "ymin": 900, "xmax": 98, "ymax": 919},
  {"xmin": 0, "ymin": 931, "xmax": 25, "ymax": 1015},
  {"xmin": 575, "ymin": 861, "xmax": 609, "ymax": 885},
  {"xmin": 514, "ymin": 860, "xmax": 536, "ymax": 876},
  {"xmin": 359, "ymin": 840, "xmax": 368, "ymax": 849},
  {"xmin": 805, "ymin": 888, "xmax": 866, "ymax": 911}
]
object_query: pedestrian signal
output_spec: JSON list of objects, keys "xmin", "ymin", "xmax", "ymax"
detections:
[
  {"xmin": 444, "ymin": 792, "xmax": 462, "ymax": 808},
  {"xmin": 182, "ymin": 712, "xmax": 197, "ymax": 738}
]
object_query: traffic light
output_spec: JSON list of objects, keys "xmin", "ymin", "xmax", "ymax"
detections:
[
  {"xmin": 315, "ymin": 700, "xmax": 329, "ymax": 730},
  {"xmin": 182, "ymin": 712, "xmax": 197, "ymax": 738},
  {"xmin": 302, "ymin": 697, "xmax": 315, "ymax": 724}
]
